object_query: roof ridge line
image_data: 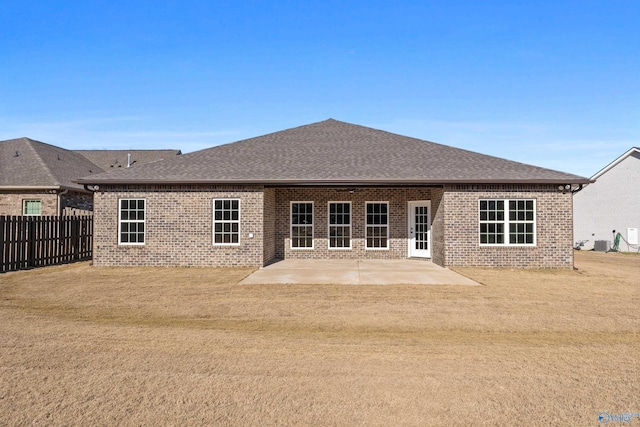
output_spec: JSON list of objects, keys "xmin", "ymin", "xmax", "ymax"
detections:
[{"xmin": 74, "ymin": 149, "xmax": 181, "ymax": 152}]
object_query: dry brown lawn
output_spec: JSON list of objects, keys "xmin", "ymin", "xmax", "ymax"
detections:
[{"xmin": 1, "ymin": 251, "xmax": 638, "ymax": 426}]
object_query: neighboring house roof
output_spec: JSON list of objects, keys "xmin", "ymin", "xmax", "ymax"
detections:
[
  {"xmin": 75, "ymin": 149, "xmax": 182, "ymax": 171},
  {"xmin": 589, "ymin": 147, "xmax": 640, "ymax": 180},
  {"xmin": 0, "ymin": 137, "xmax": 104, "ymax": 192},
  {"xmin": 78, "ymin": 119, "xmax": 590, "ymax": 186}
]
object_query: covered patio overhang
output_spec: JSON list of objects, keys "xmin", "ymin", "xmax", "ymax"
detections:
[{"xmin": 269, "ymin": 186, "xmax": 444, "ymax": 265}]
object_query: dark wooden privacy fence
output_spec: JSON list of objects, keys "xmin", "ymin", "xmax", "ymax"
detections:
[{"xmin": 1, "ymin": 215, "xmax": 93, "ymax": 273}]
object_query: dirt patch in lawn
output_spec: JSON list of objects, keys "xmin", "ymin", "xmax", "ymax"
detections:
[{"xmin": 1, "ymin": 251, "xmax": 638, "ymax": 426}]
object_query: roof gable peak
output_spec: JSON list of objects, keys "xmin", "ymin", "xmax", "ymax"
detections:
[{"xmin": 591, "ymin": 147, "xmax": 640, "ymax": 180}]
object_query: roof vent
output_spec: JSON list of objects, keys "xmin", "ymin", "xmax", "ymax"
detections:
[{"xmin": 14, "ymin": 150, "xmax": 19, "ymax": 157}]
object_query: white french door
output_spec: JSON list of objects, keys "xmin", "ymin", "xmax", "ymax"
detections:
[{"xmin": 408, "ymin": 201, "xmax": 431, "ymax": 258}]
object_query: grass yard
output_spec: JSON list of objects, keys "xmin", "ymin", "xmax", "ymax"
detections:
[{"xmin": 0, "ymin": 251, "xmax": 638, "ymax": 426}]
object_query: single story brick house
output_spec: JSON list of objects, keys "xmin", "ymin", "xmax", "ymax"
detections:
[
  {"xmin": 79, "ymin": 119, "xmax": 590, "ymax": 268},
  {"xmin": 0, "ymin": 137, "xmax": 102, "ymax": 216},
  {"xmin": 0, "ymin": 137, "xmax": 181, "ymax": 216}
]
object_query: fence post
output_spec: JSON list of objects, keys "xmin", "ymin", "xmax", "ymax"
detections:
[
  {"xmin": 0, "ymin": 216, "xmax": 5, "ymax": 273},
  {"xmin": 27, "ymin": 218, "xmax": 36, "ymax": 268}
]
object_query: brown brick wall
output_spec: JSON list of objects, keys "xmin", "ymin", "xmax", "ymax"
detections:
[
  {"xmin": 275, "ymin": 187, "xmax": 442, "ymax": 261},
  {"xmin": 91, "ymin": 184, "xmax": 574, "ymax": 269},
  {"xmin": 262, "ymin": 187, "xmax": 276, "ymax": 265},
  {"xmin": 0, "ymin": 190, "xmax": 92, "ymax": 216},
  {"xmin": 0, "ymin": 191, "xmax": 59, "ymax": 216},
  {"xmin": 430, "ymin": 189, "xmax": 445, "ymax": 266},
  {"xmin": 442, "ymin": 184, "xmax": 574, "ymax": 268},
  {"xmin": 93, "ymin": 185, "xmax": 265, "ymax": 267}
]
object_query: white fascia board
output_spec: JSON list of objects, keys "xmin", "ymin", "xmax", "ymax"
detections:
[{"xmin": 591, "ymin": 147, "xmax": 640, "ymax": 180}]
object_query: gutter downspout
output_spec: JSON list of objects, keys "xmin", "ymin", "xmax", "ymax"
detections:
[
  {"xmin": 57, "ymin": 189, "xmax": 69, "ymax": 216},
  {"xmin": 571, "ymin": 184, "xmax": 585, "ymax": 194}
]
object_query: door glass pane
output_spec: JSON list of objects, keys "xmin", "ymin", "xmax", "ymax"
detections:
[{"xmin": 414, "ymin": 206, "xmax": 428, "ymax": 251}]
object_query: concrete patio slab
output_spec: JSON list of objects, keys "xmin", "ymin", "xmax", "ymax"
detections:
[{"xmin": 239, "ymin": 259, "xmax": 480, "ymax": 285}]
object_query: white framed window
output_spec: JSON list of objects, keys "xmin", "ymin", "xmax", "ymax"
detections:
[
  {"xmin": 328, "ymin": 202, "xmax": 351, "ymax": 249},
  {"xmin": 119, "ymin": 199, "xmax": 145, "ymax": 245},
  {"xmin": 23, "ymin": 200, "xmax": 42, "ymax": 216},
  {"xmin": 479, "ymin": 199, "xmax": 536, "ymax": 246},
  {"xmin": 213, "ymin": 199, "xmax": 240, "ymax": 245},
  {"xmin": 291, "ymin": 202, "xmax": 314, "ymax": 249},
  {"xmin": 366, "ymin": 202, "xmax": 389, "ymax": 249}
]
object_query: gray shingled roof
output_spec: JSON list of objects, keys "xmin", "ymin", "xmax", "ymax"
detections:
[
  {"xmin": 78, "ymin": 119, "xmax": 590, "ymax": 185},
  {"xmin": 1, "ymin": 137, "xmax": 104, "ymax": 191},
  {"xmin": 75, "ymin": 149, "xmax": 181, "ymax": 171}
]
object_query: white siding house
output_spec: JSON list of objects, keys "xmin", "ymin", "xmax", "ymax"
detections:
[{"xmin": 573, "ymin": 147, "xmax": 640, "ymax": 250}]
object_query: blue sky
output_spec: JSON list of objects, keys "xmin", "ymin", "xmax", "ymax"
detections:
[{"xmin": 1, "ymin": 1, "xmax": 638, "ymax": 177}]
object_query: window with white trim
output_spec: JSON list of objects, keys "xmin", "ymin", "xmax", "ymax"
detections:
[
  {"xmin": 23, "ymin": 200, "xmax": 42, "ymax": 216},
  {"xmin": 291, "ymin": 202, "xmax": 313, "ymax": 249},
  {"xmin": 366, "ymin": 202, "xmax": 389, "ymax": 249},
  {"xmin": 119, "ymin": 199, "xmax": 145, "ymax": 245},
  {"xmin": 213, "ymin": 199, "xmax": 240, "ymax": 245},
  {"xmin": 328, "ymin": 202, "xmax": 351, "ymax": 249},
  {"xmin": 479, "ymin": 199, "xmax": 536, "ymax": 245}
]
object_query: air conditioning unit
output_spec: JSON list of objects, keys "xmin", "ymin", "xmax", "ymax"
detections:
[{"xmin": 594, "ymin": 240, "xmax": 611, "ymax": 252}]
